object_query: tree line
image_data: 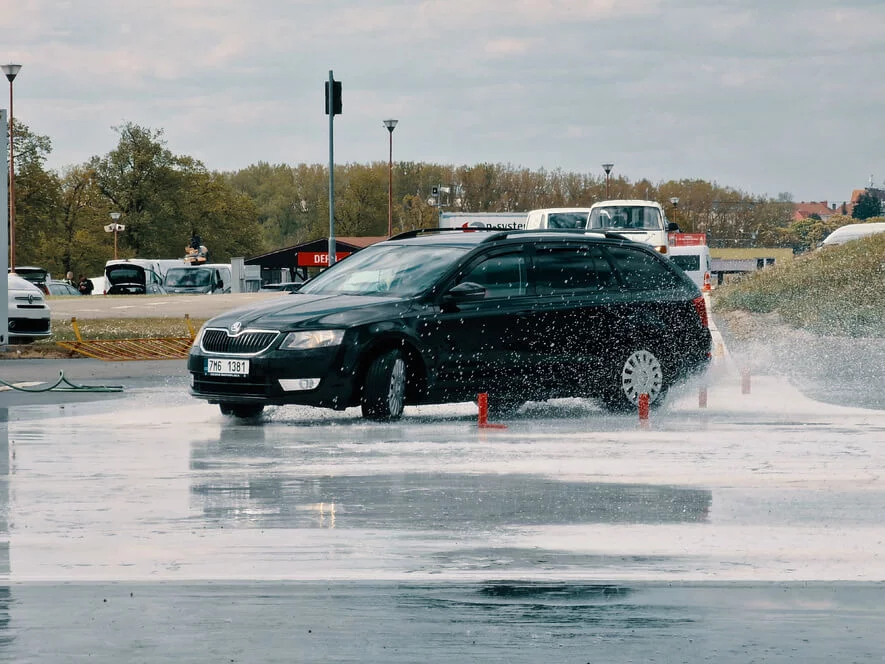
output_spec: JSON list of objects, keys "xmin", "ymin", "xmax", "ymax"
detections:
[{"xmin": 9, "ymin": 119, "xmax": 861, "ymax": 280}]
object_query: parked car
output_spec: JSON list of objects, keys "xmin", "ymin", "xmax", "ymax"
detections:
[
  {"xmin": 46, "ymin": 280, "xmax": 82, "ymax": 296},
  {"xmin": 104, "ymin": 260, "xmax": 169, "ymax": 295},
  {"xmin": 668, "ymin": 243, "xmax": 713, "ymax": 291},
  {"xmin": 5, "ymin": 274, "xmax": 52, "ymax": 343},
  {"xmin": 821, "ymin": 222, "xmax": 885, "ymax": 247},
  {"xmin": 164, "ymin": 264, "xmax": 232, "ymax": 294},
  {"xmin": 8, "ymin": 266, "xmax": 51, "ymax": 294},
  {"xmin": 188, "ymin": 229, "xmax": 712, "ymax": 421}
]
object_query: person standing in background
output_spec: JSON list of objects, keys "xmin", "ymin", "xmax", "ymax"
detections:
[{"xmin": 78, "ymin": 274, "xmax": 94, "ymax": 295}]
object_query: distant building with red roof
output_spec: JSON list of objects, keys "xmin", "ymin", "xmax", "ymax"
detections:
[{"xmin": 792, "ymin": 201, "xmax": 844, "ymax": 222}]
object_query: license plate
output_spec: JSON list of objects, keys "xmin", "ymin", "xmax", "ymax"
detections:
[{"xmin": 205, "ymin": 358, "xmax": 250, "ymax": 376}]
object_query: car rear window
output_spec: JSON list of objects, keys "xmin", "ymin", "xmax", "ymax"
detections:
[
  {"xmin": 533, "ymin": 245, "xmax": 617, "ymax": 294},
  {"xmin": 106, "ymin": 266, "xmax": 145, "ymax": 283},
  {"xmin": 670, "ymin": 255, "xmax": 701, "ymax": 272},
  {"xmin": 606, "ymin": 245, "xmax": 686, "ymax": 291}
]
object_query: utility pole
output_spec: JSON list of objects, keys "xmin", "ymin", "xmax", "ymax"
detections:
[{"xmin": 325, "ymin": 71, "xmax": 340, "ymax": 266}]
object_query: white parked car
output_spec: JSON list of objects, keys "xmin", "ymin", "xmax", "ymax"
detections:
[
  {"xmin": 6, "ymin": 274, "xmax": 52, "ymax": 343},
  {"xmin": 821, "ymin": 222, "xmax": 885, "ymax": 247}
]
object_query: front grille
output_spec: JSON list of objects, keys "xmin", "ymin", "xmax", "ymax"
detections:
[
  {"xmin": 9, "ymin": 318, "xmax": 51, "ymax": 333},
  {"xmin": 201, "ymin": 328, "xmax": 279, "ymax": 355},
  {"xmin": 193, "ymin": 374, "xmax": 273, "ymax": 398}
]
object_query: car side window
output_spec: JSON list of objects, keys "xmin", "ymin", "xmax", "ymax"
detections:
[
  {"xmin": 533, "ymin": 245, "xmax": 616, "ymax": 294},
  {"xmin": 460, "ymin": 252, "xmax": 527, "ymax": 299},
  {"xmin": 606, "ymin": 245, "xmax": 684, "ymax": 291}
]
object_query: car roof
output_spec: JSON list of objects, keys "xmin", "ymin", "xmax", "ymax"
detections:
[
  {"xmin": 7, "ymin": 274, "xmax": 43, "ymax": 291},
  {"xmin": 527, "ymin": 207, "xmax": 592, "ymax": 214},
  {"xmin": 668, "ymin": 244, "xmax": 710, "ymax": 254},
  {"xmin": 589, "ymin": 199, "xmax": 665, "ymax": 209},
  {"xmin": 384, "ymin": 228, "xmax": 645, "ymax": 248}
]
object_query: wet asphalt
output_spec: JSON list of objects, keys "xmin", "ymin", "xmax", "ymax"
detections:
[{"xmin": 2, "ymin": 353, "xmax": 885, "ymax": 662}]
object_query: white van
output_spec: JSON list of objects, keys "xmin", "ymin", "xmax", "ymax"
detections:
[
  {"xmin": 586, "ymin": 200, "xmax": 677, "ymax": 255},
  {"xmin": 668, "ymin": 244, "xmax": 712, "ymax": 291},
  {"xmin": 524, "ymin": 208, "xmax": 591, "ymax": 230},
  {"xmin": 821, "ymin": 222, "xmax": 885, "ymax": 247},
  {"xmin": 163, "ymin": 263, "xmax": 232, "ymax": 294},
  {"xmin": 525, "ymin": 200, "xmax": 677, "ymax": 255}
]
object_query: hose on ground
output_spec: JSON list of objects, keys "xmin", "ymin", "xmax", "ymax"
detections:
[{"xmin": 0, "ymin": 371, "xmax": 124, "ymax": 393}]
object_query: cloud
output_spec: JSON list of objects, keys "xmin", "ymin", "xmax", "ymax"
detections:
[
  {"xmin": 4, "ymin": 0, "xmax": 885, "ymax": 202},
  {"xmin": 484, "ymin": 38, "xmax": 536, "ymax": 56}
]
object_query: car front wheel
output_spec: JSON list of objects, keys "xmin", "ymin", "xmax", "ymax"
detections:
[
  {"xmin": 361, "ymin": 350, "xmax": 407, "ymax": 421},
  {"xmin": 599, "ymin": 348, "xmax": 668, "ymax": 412}
]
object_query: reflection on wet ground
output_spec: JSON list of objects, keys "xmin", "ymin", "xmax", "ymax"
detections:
[
  {"xmin": 190, "ymin": 472, "xmax": 712, "ymax": 529},
  {"xmin": 3, "ymin": 367, "xmax": 885, "ymax": 661},
  {"xmin": 1, "ymin": 581, "xmax": 884, "ymax": 663}
]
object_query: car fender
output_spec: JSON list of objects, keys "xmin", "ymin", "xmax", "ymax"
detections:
[{"xmin": 351, "ymin": 324, "xmax": 429, "ymax": 405}]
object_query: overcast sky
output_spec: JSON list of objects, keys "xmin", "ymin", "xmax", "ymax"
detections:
[{"xmin": 2, "ymin": 0, "xmax": 884, "ymax": 203}]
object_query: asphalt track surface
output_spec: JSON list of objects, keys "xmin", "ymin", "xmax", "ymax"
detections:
[
  {"xmin": 47, "ymin": 292, "xmax": 283, "ymax": 320},
  {"xmin": 2, "ymin": 347, "xmax": 885, "ymax": 662}
]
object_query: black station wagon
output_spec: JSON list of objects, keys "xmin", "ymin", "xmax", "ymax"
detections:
[{"xmin": 188, "ymin": 229, "xmax": 712, "ymax": 420}]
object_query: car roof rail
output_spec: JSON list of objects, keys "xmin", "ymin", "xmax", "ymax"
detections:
[
  {"xmin": 387, "ymin": 227, "xmax": 637, "ymax": 244},
  {"xmin": 387, "ymin": 227, "xmax": 502, "ymax": 241},
  {"xmin": 478, "ymin": 228, "xmax": 630, "ymax": 243}
]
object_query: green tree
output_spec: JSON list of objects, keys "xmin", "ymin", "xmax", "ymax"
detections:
[
  {"xmin": 90, "ymin": 122, "xmax": 264, "ymax": 260},
  {"xmin": 851, "ymin": 191, "xmax": 882, "ymax": 220},
  {"xmin": 54, "ymin": 165, "xmax": 110, "ymax": 277},
  {"xmin": 9, "ymin": 120, "xmax": 62, "ymax": 271}
]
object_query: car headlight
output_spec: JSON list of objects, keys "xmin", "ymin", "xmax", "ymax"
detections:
[
  {"xmin": 191, "ymin": 324, "xmax": 207, "ymax": 348},
  {"xmin": 280, "ymin": 329, "xmax": 345, "ymax": 350}
]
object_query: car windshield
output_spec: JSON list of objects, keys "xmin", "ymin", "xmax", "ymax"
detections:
[
  {"xmin": 589, "ymin": 206, "xmax": 662, "ymax": 231},
  {"xmin": 165, "ymin": 268, "xmax": 211, "ymax": 287},
  {"xmin": 547, "ymin": 212, "xmax": 589, "ymax": 229},
  {"xmin": 299, "ymin": 244, "xmax": 470, "ymax": 297}
]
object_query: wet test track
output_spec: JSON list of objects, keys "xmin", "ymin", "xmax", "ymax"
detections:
[{"xmin": 2, "ymin": 351, "xmax": 885, "ymax": 663}]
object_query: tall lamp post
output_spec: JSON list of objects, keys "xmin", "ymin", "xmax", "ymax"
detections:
[
  {"xmin": 104, "ymin": 212, "xmax": 125, "ymax": 260},
  {"xmin": 383, "ymin": 119, "xmax": 398, "ymax": 236},
  {"xmin": 602, "ymin": 163, "xmax": 614, "ymax": 199},
  {"xmin": 2, "ymin": 64, "xmax": 21, "ymax": 271},
  {"xmin": 669, "ymin": 196, "xmax": 680, "ymax": 228}
]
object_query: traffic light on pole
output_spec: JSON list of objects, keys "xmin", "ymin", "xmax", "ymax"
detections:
[{"xmin": 325, "ymin": 80, "xmax": 342, "ymax": 115}]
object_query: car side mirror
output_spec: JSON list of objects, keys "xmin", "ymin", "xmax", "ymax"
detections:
[
  {"xmin": 668, "ymin": 222, "xmax": 681, "ymax": 232},
  {"xmin": 443, "ymin": 281, "xmax": 486, "ymax": 305}
]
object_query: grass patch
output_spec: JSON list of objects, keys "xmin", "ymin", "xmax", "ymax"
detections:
[
  {"xmin": 713, "ymin": 234, "xmax": 885, "ymax": 337},
  {"xmin": 51, "ymin": 317, "xmax": 208, "ymax": 342}
]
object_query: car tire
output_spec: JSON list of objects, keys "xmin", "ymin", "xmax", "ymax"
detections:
[
  {"xmin": 219, "ymin": 403, "xmax": 265, "ymax": 419},
  {"xmin": 599, "ymin": 348, "xmax": 668, "ymax": 412},
  {"xmin": 361, "ymin": 349, "xmax": 407, "ymax": 422}
]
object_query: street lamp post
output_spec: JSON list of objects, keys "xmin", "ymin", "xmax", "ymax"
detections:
[
  {"xmin": 104, "ymin": 212, "xmax": 125, "ymax": 260},
  {"xmin": 383, "ymin": 119, "xmax": 398, "ymax": 237},
  {"xmin": 602, "ymin": 163, "xmax": 614, "ymax": 199},
  {"xmin": 669, "ymin": 196, "xmax": 680, "ymax": 227},
  {"xmin": 2, "ymin": 64, "xmax": 21, "ymax": 271}
]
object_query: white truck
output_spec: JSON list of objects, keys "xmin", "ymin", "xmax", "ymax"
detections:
[
  {"xmin": 438, "ymin": 212, "xmax": 527, "ymax": 230},
  {"xmin": 525, "ymin": 200, "xmax": 678, "ymax": 255}
]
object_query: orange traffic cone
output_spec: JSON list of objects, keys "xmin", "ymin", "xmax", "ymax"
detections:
[{"xmin": 702, "ymin": 272, "xmax": 712, "ymax": 292}]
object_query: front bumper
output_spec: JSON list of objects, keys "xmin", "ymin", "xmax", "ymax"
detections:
[
  {"xmin": 8, "ymin": 315, "xmax": 52, "ymax": 339},
  {"xmin": 188, "ymin": 344, "xmax": 362, "ymax": 410}
]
